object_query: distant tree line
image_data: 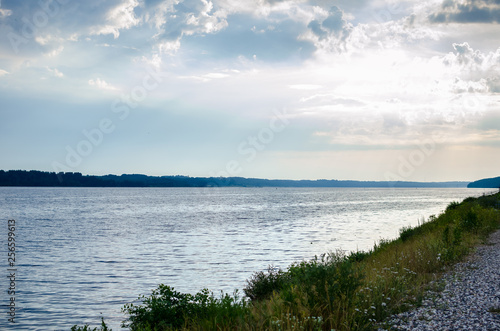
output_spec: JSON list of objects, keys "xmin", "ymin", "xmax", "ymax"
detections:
[
  {"xmin": 0, "ymin": 170, "xmax": 209, "ymax": 187},
  {"xmin": 0, "ymin": 170, "xmax": 472, "ymax": 188},
  {"xmin": 467, "ymin": 176, "xmax": 500, "ymax": 189}
]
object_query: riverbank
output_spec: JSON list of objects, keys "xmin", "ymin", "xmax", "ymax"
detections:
[
  {"xmin": 379, "ymin": 228, "xmax": 500, "ymax": 330},
  {"xmin": 73, "ymin": 192, "xmax": 500, "ymax": 330}
]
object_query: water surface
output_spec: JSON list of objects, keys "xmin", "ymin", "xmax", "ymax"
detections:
[{"xmin": 0, "ymin": 187, "xmax": 491, "ymax": 330}]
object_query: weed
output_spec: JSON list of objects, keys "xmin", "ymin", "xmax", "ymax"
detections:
[{"xmin": 71, "ymin": 318, "xmax": 110, "ymax": 331}]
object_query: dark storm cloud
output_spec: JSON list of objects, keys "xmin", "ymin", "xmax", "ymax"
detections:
[{"xmin": 429, "ymin": 0, "xmax": 500, "ymax": 23}]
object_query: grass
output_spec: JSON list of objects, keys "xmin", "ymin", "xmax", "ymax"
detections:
[{"xmin": 72, "ymin": 192, "xmax": 500, "ymax": 330}]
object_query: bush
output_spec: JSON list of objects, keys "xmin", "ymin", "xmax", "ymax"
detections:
[
  {"xmin": 122, "ymin": 285, "xmax": 248, "ymax": 330},
  {"xmin": 244, "ymin": 266, "xmax": 289, "ymax": 301},
  {"xmin": 399, "ymin": 226, "xmax": 417, "ymax": 242},
  {"xmin": 477, "ymin": 193, "xmax": 500, "ymax": 209},
  {"xmin": 245, "ymin": 253, "xmax": 364, "ymax": 309},
  {"xmin": 460, "ymin": 207, "xmax": 479, "ymax": 232},
  {"xmin": 71, "ymin": 318, "xmax": 110, "ymax": 331},
  {"xmin": 446, "ymin": 201, "xmax": 461, "ymax": 211},
  {"xmin": 285, "ymin": 253, "xmax": 363, "ymax": 308},
  {"xmin": 347, "ymin": 250, "xmax": 371, "ymax": 263}
]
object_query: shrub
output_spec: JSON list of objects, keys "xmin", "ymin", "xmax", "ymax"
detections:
[
  {"xmin": 347, "ymin": 250, "xmax": 371, "ymax": 263},
  {"xmin": 477, "ymin": 193, "xmax": 500, "ymax": 209},
  {"xmin": 286, "ymin": 253, "xmax": 363, "ymax": 308},
  {"xmin": 71, "ymin": 318, "xmax": 110, "ymax": 331},
  {"xmin": 460, "ymin": 207, "xmax": 479, "ymax": 232},
  {"xmin": 446, "ymin": 201, "xmax": 461, "ymax": 211},
  {"xmin": 244, "ymin": 266, "xmax": 289, "ymax": 301},
  {"xmin": 399, "ymin": 226, "xmax": 419, "ymax": 242},
  {"xmin": 122, "ymin": 285, "xmax": 248, "ymax": 330}
]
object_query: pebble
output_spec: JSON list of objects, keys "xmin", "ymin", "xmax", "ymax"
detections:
[{"xmin": 379, "ymin": 229, "xmax": 500, "ymax": 330}]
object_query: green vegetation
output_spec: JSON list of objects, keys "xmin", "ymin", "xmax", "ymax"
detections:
[
  {"xmin": 1, "ymin": 169, "xmax": 469, "ymax": 188},
  {"xmin": 71, "ymin": 318, "xmax": 110, "ymax": 331},
  {"xmin": 73, "ymin": 192, "xmax": 500, "ymax": 330},
  {"xmin": 121, "ymin": 287, "xmax": 249, "ymax": 330},
  {"xmin": 467, "ymin": 175, "xmax": 500, "ymax": 188}
]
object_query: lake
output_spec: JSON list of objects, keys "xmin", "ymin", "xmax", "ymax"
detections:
[{"xmin": 0, "ymin": 187, "xmax": 492, "ymax": 330}]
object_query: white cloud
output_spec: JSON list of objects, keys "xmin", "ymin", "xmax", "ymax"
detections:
[
  {"xmin": 141, "ymin": 53, "xmax": 163, "ymax": 69},
  {"xmin": 0, "ymin": 7, "xmax": 12, "ymax": 18},
  {"xmin": 180, "ymin": 71, "xmax": 232, "ymax": 82},
  {"xmin": 36, "ymin": 35, "xmax": 57, "ymax": 46},
  {"xmin": 441, "ymin": 43, "xmax": 500, "ymax": 94},
  {"xmin": 46, "ymin": 67, "xmax": 64, "ymax": 78},
  {"xmin": 149, "ymin": 0, "xmax": 229, "ymax": 54},
  {"xmin": 443, "ymin": 42, "xmax": 486, "ymax": 68},
  {"xmin": 0, "ymin": 69, "xmax": 9, "ymax": 76},
  {"xmin": 45, "ymin": 45, "xmax": 64, "ymax": 58},
  {"xmin": 91, "ymin": 0, "xmax": 142, "ymax": 38},
  {"xmin": 0, "ymin": 0, "xmax": 11, "ymax": 18},
  {"xmin": 204, "ymin": 72, "xmax": 230, "ymax": 79},
  {"xmin": 186, "ymin": 0, "xmax": 228, "ymax": 34},
  {"xmin": 302, "ymin": 6, "xmax": 353, "ymax": 54},
  {"xmin": 428, "ymin": 0, "xmax": 500, "ymax": 24},
  {"xmin": 450, "ymin": 77, "xmax": 488, "ymax": 93},
  {"xmin": 289, "ymin": 84, "xmax": 323, "ymax": 90},
  {"xmin": 88, "ymin": 78, "xmax": 119, "ymax": 91},
  {"xmin": 157, "ymin": 40, "xmax": 181, "ymax": 55}
]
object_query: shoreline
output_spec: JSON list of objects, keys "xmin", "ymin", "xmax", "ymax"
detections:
[
  {"xmin": 69, "ymin": 191, "xmax": 500, "ymax": 330},
  {"xmin": 380, "ymin": 228, "xmax": 500, "ymax": 330}
]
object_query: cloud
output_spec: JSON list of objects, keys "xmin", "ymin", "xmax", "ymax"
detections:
[
  {"xmin": 181, "ymin": 13, "xmax": 316, "ymax": 62},
  {"xmin": 487, "ymin": 77, "xmax": 500, "ymax": 92},
  {"xmin": 442, "ymin": 42, "xmax": 500, "ymax": 93},
  {"xmin": 182, "ymin": 71, "xmax": 232, "ymax": 82},
  {"xmin": 151, "ymin": 0, "xmax": 228, "ymax": 44},
  {"xmin": 0, "ymin": 69, "xmax": 9, "ymax": 76},
  {"xmin": 302, "ymin": 4, "xmax": 442, "ymax": 56},
  {"xmin": 343, "ymin": 10, "xmax": 443, "ymax": 53},
  {"xmin": 46, "ymin": 67, "xmax": 63, "ymax": 78},
  {"xmin": 289, "ymin": 84, "xmax": 322, "ymax": 90},
  {"xmin": 299, "ymin": 94, "xmax": 365, "ymax": 107},
  {"xmin": 443, "ymin": 42, "xmax": 486, "ymax": 68},
  {"xmin": 90, "ymin": 0, "xmax": 142, "ymax": 38},
  {"xmin": 0, "ymin": 0, "xmax": 11, "ymax": 17},
  {"xmin": 429, "ymin": 0, "xmax": 500, "ymax": 23},
  {"xmin": 88, "ymin": 78, "xmax": 119, "ymax": 91},
  {"xmin": 0, "ymin": 8, "xmax": 11, "ymax": 18},
  {"xmin": 45, "ymin": 45, "xmax": 64, "ymax": 57},
  {"xmin": 450, "ymin": 77, "xmax": 489, "ymax": 93},
  {"xmin": 309, "ymin": 103, "xmax": 500, "ymax": 149},
  {"xmin": 307, "ymin": 6, "xmax": 352, "ymax": 43}
]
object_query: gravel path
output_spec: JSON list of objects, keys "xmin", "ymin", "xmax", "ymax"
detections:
[{"xmin": 380, "ymin": 229, "xmax": 500, "ymax": 330}]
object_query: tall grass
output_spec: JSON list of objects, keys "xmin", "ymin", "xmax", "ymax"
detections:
[{"xmin": 73, "ymin": 192, "xmax": 500, "ymax": 330}]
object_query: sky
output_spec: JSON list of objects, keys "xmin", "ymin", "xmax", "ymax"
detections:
[{"xmin": 0, "ymin": 0, "xmax": 500, "ymax": 182}]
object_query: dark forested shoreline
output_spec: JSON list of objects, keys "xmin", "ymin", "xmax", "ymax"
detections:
[
  {"xmin": 467, "ymin": 176, "xmax": 500, "ymax": 188},
  {"xmin": 0, "ymin": 170, "xmax": 470, "ymax": 188}
]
